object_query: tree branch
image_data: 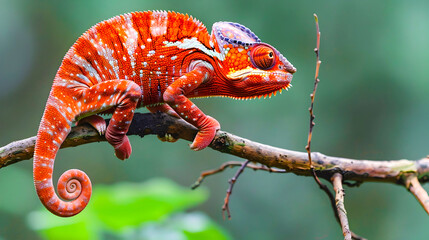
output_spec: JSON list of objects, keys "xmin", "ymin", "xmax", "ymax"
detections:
[
  {"xmin": 331, "ymin": 173, "xmax": 352, "ymax": 240},
  {"xmin": 1, "ymin": 112, "xmax": 429, "ymax": 185}
]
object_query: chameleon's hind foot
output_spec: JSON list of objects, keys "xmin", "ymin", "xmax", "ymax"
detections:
[
  {"xmin": 76, "ymin": 115, "xmax": 106, "ymax": 135},
  {"xmin": 112, "ymin": 136, "xmax": 132, "ymax": 160}
]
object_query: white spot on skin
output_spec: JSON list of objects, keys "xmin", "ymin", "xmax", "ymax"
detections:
[
  {"xmin": 147, "ymin": 50, "xmax": 155, "ymax": 57},
  {"xmin": 53, "ymin": 140, "xmax": 60, "ymax": 147},
  {"xmin": 171, "ymin": 56, "xmax": 177, "ymax": 60}
]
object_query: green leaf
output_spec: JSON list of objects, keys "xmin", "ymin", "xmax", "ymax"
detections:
[
  {"xmin": 171, "ymin": 212, "xmax": 231, "ymax": 240},
  {"xmin": 27, "ymin": 210, "xmax": 98, "ymax": 240},
  {"xmin": 91, "ymin": 178, "xmax": 209, "ymax": 231},
  {"xmin": 138, "ymin": 212, "xmax": 232, "ymax": 240}
]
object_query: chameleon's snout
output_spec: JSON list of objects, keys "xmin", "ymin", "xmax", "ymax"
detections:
[{"xmin": 288, "ymin": 66, "xmax": 297, "ymax": 74}]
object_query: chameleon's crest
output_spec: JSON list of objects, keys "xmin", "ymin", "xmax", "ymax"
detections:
[{"xmin": 212, "ymin": 22, "xmax": 261, "ymax": 48}]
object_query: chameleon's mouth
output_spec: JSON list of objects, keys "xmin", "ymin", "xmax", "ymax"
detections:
[
  {"xmin": 225, "ymin": 69, "xmax": 293, "ymax": 100},
  {"xmin": 228, "ymin": 81, "xmax": 292, "ymax": 100}
]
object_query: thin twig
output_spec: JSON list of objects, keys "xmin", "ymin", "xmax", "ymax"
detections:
[
  {"xmin": 222, "ymin": 160, "xmax": 250, "ymax": 219},
  {"xmin": 191, "ymin": 161, "xmax": 285, "ymax": 189},
  {"xmin": 306, "ymin": 14, "xmax": 326, "ymax": 188},
  {"xmin": 332, "ymin": 173, "xmax": 352, "ymax": 240},
  {"xmin": 305, "ymin": 13, "xmax": 322, "ymax": 168},
  {"xmin": 305, "ymin": 12, "xmax": 337, "ymax": 232},
  {"xmin": 406, "ymin": 175, "xmax": 429, "ymax": 214}
]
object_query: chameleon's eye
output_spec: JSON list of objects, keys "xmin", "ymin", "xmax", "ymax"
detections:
[{"xmin": 251, "ymin": 45, "xmax": 275, "ymax": 70}]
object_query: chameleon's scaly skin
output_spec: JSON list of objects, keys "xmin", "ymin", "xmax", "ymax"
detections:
[{"xmin": 33, "ymin": 11, "xmax": 296, "ymax": 217}]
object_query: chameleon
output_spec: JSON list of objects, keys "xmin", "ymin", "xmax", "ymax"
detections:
[{"xmin": 33, "ymin": 10, "xmax": 296, "ymax": 217}]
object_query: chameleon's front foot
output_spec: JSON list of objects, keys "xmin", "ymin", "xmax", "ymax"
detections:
[
  {"xmin": 190, "ymin": 116, "xmax": 220, "ymax": 151},
  {"xmin": 163, "ymin": 64, "xmax": 220, "ymax": 151}
]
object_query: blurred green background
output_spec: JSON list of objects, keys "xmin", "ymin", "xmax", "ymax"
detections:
[{"xmin": 0, "ymin": 0, "xmax": 428, "ymax": 239}]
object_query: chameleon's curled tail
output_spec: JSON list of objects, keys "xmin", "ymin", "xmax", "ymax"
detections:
[{"xmin": 33, "ymin": 94, "xmax": 92, "ymax": 217}]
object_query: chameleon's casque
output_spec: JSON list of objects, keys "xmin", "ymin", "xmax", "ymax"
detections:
[{"xmin": 33, "ymin": 11, "xmax": 296, "ymax": 217}]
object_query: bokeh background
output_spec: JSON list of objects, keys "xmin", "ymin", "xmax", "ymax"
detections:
[{"xmin": 1, "ymin": 0, "xmax": 428, "ymax": 239}]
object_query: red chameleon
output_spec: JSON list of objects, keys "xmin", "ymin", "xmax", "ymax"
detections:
[{"xmin": 33, "ymin": 10, "xmax": 296, "ymax": 217}]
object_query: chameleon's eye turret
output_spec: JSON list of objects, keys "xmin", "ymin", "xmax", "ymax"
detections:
[{"xmin": 251, "ymin": 45, "xmax": 275, "ymax": 70}]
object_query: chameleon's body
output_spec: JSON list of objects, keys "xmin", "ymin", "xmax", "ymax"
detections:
[{"xmin": 34, "ymin": 11, "xmax": 296, "ymax": 217}]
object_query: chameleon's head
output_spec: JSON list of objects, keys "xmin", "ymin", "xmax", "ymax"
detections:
[{"xmin": 211, "ymin": 22, "xmax": 296, "ymax": 99}]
